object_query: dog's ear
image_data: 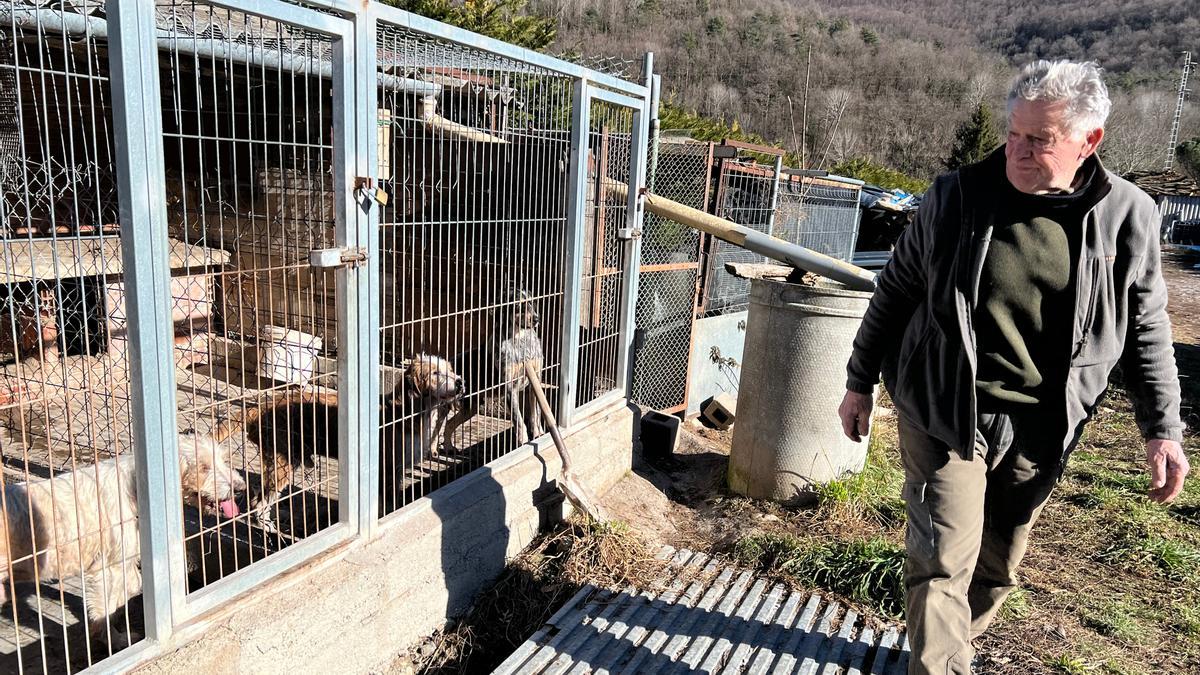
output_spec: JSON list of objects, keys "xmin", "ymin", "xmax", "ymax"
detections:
[{"xmin": 404, "ymin": 357, "xmax": 429, "ymax": 399}]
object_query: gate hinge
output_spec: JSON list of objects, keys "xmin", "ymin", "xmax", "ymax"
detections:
[{"xmin": 310, "ymin": 247, "xmax": 368, "ymax": 269}]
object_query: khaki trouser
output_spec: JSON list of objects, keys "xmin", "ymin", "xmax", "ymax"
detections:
[{"xmin": 900, "ymin": 413, "xmax": 1064, "ymax": 675}]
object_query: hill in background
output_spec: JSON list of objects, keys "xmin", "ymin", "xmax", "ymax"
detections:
[{"xmin": 535, "ymin": 0, "xmax": 1200, "ymax": 182}]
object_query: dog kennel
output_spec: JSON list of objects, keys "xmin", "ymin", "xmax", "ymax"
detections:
[{"xmin": 0, "ymin": 0, "xmax": 650, "ymax": 670}]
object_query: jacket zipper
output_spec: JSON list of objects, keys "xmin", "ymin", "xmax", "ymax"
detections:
[
  {"xmin": 1073, "ymin": 250, "xmax": 1101, "ymax": 359},
  {"xmin": 1075, "ymin": 255, "xmax": 1099, "ymax": 357}
]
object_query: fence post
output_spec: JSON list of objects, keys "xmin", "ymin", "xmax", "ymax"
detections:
[
  {"xmin": 325, "ymin": 18, "xmax": 359, "ymax": 532},
  {"xmin": 107, "ymin": 0, "xmax": 185, "ymax": 642},
  {"xmin": 558, "ymin": 78, "xmax": 591, "ymax": 428},
  {"xmin": 353, "ymin": 4, "xmax": 380, "ymax": 538},
  {"xmin": 766, "ymin": 154, "xmax": 784, "ymax": 238},
  {"xmin": 616, "ymin": 57, "xmax": 655, "ymax": 398}
]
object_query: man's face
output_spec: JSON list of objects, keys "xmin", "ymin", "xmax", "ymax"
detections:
[{"xmin": 1004, "ymin": 99, "xmax": 1104, "ymax": 194}]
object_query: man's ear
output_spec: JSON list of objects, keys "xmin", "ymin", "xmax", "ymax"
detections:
[{"xmin": 1081, "ymin": 126, "xmax": 1105, "ymax": 159}]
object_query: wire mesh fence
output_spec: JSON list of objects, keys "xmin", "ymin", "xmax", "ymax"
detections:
[
  {"xmin": 0, "ymin": 1, "xmax": 152, "ymax": 668},
  {"xmin": 0, "ymin": 0, "xmax": 651, "ymax": 670},
  {"xmin": 629, "ymin": 139, "xmax": 710, "ymax": 412},
  {"xmin": 375, "ymin": 21, "xmax": 574, "ymax": 516},
  {"xmin": 773, "ymin": 178, "xmax": 861, "ymax": 262},
  {"xmin": 701, "ymin": 160, "xmax": 862, "ymax": 317}
]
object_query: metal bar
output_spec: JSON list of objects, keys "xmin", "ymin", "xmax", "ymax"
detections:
[
  {"xmin": 558, "ymin": 78, "xmax": 590, "ymax": 428},
  {"xmin": 566, "ymin": 389, "xmax": 625, "ymax": 430},
  {"xmin": 765, "ymin": 155, "xmax": 783, "ymax": 236},
  {"xmin": 7, "ymin": 8, "xmax": 439, "ymax": 95},
  {"xmin": 614, "ymin": 52, "xmax": 651, "ymax": 397},
  {"xmin": 358, "ymin": 0, "xmax": 382, "ymax": 537},
  {"xmin": 370, "ymin": 3, "xmax": 648, "ymax": 98},
  {"xmin": 586, "ymin": 86, "xmax": 643, "ymax": 111},
  {"xmin": 330, "ymin": 15, "xmax": 360, "ymax": 533},
  {"xmin": 180, "ymin": 525, "xmax": 352, "ymax": 619},
  {"xmin": 106, "ymin": 0, "xmax": 186, "ymax": 643}
]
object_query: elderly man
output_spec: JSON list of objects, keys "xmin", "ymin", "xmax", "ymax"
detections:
[{"xmin": 838, "ymin": 60, "xmax": 1189, "ymax": 674}]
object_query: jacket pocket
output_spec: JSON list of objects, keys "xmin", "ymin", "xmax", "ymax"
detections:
[{"xmin": 1072, "ymin": 255, "xmax": 1122, "ymax": 367}]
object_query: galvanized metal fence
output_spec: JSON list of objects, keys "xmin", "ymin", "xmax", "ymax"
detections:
[
  {"xmin": 701, "ymin": 157, "xmax": 862, "ymax": 317},
  {"xmin": 0, "ymin": 0, "xmax": 651, "ymax": 670}
]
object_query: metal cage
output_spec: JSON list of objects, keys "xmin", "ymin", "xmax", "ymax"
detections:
[{"xmin": 0, "ymin": 0, "xmax": 651, "ymax": 670}]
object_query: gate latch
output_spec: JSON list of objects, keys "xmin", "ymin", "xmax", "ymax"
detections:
[{"xmin": 310, "ymin": 247, "xmax": 368, "ymax": 269}]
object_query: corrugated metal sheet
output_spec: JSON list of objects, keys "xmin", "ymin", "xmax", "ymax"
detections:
[
  {"xmin": 493, "ymin": 548, "xmax": 911, "ymax": 675},
  {"xmin": 1161, "ymin": 195, "xmax": 1200, "ymax": 223}
]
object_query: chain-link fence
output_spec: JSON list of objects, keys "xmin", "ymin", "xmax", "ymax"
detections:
[{"xmin": 630, "ymin": 139, "xmax": 710, "ymax": 412}]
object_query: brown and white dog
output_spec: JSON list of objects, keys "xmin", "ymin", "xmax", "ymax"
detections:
[
  {"xmin": 221, "ymin": 353, "xmax": 462, "ymax": 532},
  {"xmin": 443, "ymin": 287, "xmax": 545, "ymax": 452},
  {"xmin": 0, "ymin": 433, "xmax": 244, "ymax": 647}
]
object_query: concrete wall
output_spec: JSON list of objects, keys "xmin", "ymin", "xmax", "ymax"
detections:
[
  {"xmin": 686, "ymin": 311, "xmax": 747, "ymax": 417},
  {"xmin": 136, "ymin": 403, "xmax": 635, "ymax": 674}
]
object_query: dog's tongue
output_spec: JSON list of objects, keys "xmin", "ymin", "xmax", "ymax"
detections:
[{"xmin": 219, "ymin": 500, "xmax": 240, "ymax": 518}]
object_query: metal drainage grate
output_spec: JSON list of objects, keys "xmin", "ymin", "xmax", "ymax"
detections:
[{"xmin": 494, "ymin": 547, "xmax": 911, "ymax": 674}]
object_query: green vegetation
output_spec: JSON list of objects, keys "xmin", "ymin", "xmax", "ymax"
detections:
[
  {"xmin": 1177, "ymin": 137, "xmax": 1200, "ymax": 183},
  {"xmin": 735, "ymin": 533, "xmax": 907, "ymax": 617},
  {"xmin": 382, "ymin": 0, "xmax": 555, "ymax": 49},
  {"xmin": 814, "ymin": 437, "xmax": 906, "ymax": 526},
  {"xmin": 830, "ymin": 158, "xmax": 929, "ymax": 194},
  {"xmin": 945, "ymin": 102, "xmax": 1001, "ymax": 170}
]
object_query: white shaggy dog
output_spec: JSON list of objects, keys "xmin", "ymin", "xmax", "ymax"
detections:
[{"xmin": 0, "ymin": 434, "xmax": 245, "ymax": 646}]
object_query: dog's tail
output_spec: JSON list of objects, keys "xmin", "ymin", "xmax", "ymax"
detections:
[{"xmin": 211, "ymin": 389, "xmax": 341, "ymax": 444}]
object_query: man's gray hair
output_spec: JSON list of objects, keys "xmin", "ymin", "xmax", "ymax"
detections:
[{"xmin": 1007, "ymin": 60, "xmax": 1111, "ymax": 137}]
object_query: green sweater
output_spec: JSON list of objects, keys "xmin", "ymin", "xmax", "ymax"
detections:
[{"xmin": 974, "ymin": 156, "xmax": 1110, "ymax": 411}]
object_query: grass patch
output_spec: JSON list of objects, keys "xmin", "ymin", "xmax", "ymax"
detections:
[
  {"xmin": 1080, "ymin": 601, "xmax": 1141, "ymax": 643},
  {"xmin": 999, "ymin": 586, "xmax": 1032, "ymax": 621},
  {"xmin": 813, "ymin": 436, "xmax": 906, "ymax": 527},
  {"xmin": 1171, "ymin": 602, "xmax": 1200, "ymax": 638},
  {"xmin": 735, "ymin": 532, "xmax": 906, "ymax": 617},
  {"xmin": 1045, "ymin": 653, "xmax": 1095, "ymax": 674},
  {"xmin": 1099, "ymin": 528, "xmax": 1200, "ymax": 582}
]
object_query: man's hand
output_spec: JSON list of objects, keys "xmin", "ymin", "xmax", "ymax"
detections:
[
  {"xmin": 838, "ymin": 390, "xmax": 874, "ymax": 443},
  {"xmin": 1147, "ymin": 439, "xmax": 1190, "ymax": 504}
]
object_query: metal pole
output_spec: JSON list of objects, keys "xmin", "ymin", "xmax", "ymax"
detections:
[
  {"xmin": 605, "ymin": 179, "xmax": 877, "ymax": 291},
  {"xmin": 558, "ymin": 78, "xmax": 591, "ymax": 428},
  {"xmin": 647, "ymin": 74, "xmax": 662, "ymax": 195},
  {"xmin": 615, "ymin": 53, "xmax": 653, "ymax": 397},
  {"xmin": 106, "ymin": 0, "xmax": 185, "ymax": 642},
  {"xmin": 766, "ymin": 155, "xmax": 783, "ymax": 238},
  {"xmin": 349, "ymin": 8, "xmax": 376, "ymax": 536}
]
